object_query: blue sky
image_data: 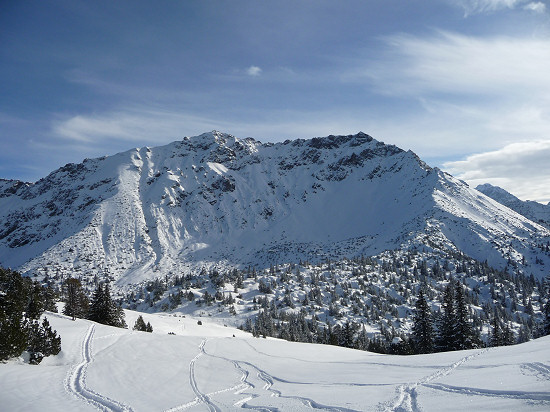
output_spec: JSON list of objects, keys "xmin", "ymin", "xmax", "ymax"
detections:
[{"xmin": 1, "ymin": 0, "xmax": 550, "ymax": 202}]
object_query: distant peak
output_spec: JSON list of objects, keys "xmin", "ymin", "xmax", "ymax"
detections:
[{"xmin": 476, "ymin": 183, "xmax": 519, "ymax": 203}]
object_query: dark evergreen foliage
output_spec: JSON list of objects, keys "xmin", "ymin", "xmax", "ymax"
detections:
[
  {"xmin": 88, "ymin": 283, "xmax": 127, "ymax": 328},
  {"xmin": 436, "ymin": 281, "xmax": 457, "ymax": 351},
  {"xmin": 454, "ymin": 280, "xmax": 481, "ymax": 350},
  {"xmin": 119, "ymin": 248, "xmax": 546, "ymax": 354},
  {"xmin": 133, "ymin": 315, "xmax": 152, "ymax": 332},
  {"xmin": 63, "ymin": 278, "xmax": 89, "ymax": 320},
  {"xmin": 0, "ymin": 267, "xmax": 61, "ymax": 363},
  {"xmin": 27, "ymin": 317, "xmax": 61, "ymax": 364},
  {"xmin": 411, "ymin": 289, "xmax": 434, "ymax": 354},
  {"xmin": 543, "ymin": 276, "xmax": 550, "ymax": 336}
]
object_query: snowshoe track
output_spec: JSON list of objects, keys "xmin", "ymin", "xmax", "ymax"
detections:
[{"xmin": 65, "ymin": 324, "xmax": 134, "ymax": 411}]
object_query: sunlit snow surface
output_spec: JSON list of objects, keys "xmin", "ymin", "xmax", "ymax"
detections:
[{"xmin": 1, "ymin": 310, "xmax": 549, "ymax": 411}]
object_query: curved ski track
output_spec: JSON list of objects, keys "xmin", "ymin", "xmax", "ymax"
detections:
[
  {"xmin": 64, "ymin": 324, "xmax": 134, "ymax": 411},
  {"xmin": 200, "ymin": 341, "xmax": 359, "ymax": 411},
  {"xmin": 378, "ymin": 348, "xmax": 549, "ymax": 412},
  {"xmin": 377, "ymin": 349, "xmax": 490, "ymax": 412},
  {"xmin": 188, "ymin": 339, "xmax": 221, "ymax": 412}
]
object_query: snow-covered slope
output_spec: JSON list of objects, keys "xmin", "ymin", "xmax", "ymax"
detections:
[
  {"xmin": 1, "ymin": 131, "xmax": 549, "ymax": 286},
  {"xmin": 1, "ymin": 312, "xmax": 549, "ymax": 411},
  {"xmin": 477, "ymin": 183, "xmax": 550, "ymax": 230}
]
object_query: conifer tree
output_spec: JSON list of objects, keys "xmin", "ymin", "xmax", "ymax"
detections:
[
  {"xmin": 1, "ymin": 267, "xmax": 61, "ymax": 363},
  {"xmin": 63, "ymin": 278, "xmax": 88, "ymax": 320},
  {"xmin": 543, "ymin": 276, "xmax": 550, "ymax": 336},
  {"xmin": 490, "ymin": 310, "xmax": 502, "ymax": 347},
  {"xmin": 454, "ymin": 280, "xmax": 479, "ymax": 349},
  {"xmin": 133, "ymin": 315, "xmax": 147, "ymax": 331},
  {"xmin": 27, "ymin": 317, "xmax": 61, "ymax": 364},
  {"xmin": 436, "ymin": 281, "xmax": 456, "ymax": 351},
  {"xmin": 88, "ymin": 283, "xmax": 126, "ymax": 328},
  {"xmin": 1, "ymin": 268, "xmax": 32, "ymax": 361},
  {"xmin": 411, "ymin": 289, "xmax": 434, "ymax": 354}
]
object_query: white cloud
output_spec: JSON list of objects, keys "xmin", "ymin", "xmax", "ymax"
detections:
[
  {"xmin": 450, "ymin": 0, "xmax": 544, "ymax": 15},
  {"xmin": 443, "ymin": 141, "xmax": 550, "ymax": 203},
  {"xmin": 246, "ymin": 65, "xmax": 262, "ymax": 76},
  {"xmin": 51, "ymin": 106, "xmax": 368, "ymax": 148},
  {"xmin": 523, "ymin": 2, "xmax": 547, "ymax": 13},
  {"xmin": 347, "ymin": 30, "xmax": 550, "ymax": 171},
  {"xmin": 363, "ymin": 31, "xmax": 550, "ymax": 98},
  {"xmin": 53, "ymin": 109, "xmax": 225, "ymax": 144}
]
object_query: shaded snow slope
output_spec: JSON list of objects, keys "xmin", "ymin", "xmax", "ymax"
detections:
[
  {"xmin": 477, "ymin": 183, "xmax": 550, "ymax": 230},
  {"xmin": 1, "ymin": 131, "xmax": 549, "ymax": 285},
  {"xmin": 1, "ymin": 311, "xmax": 549, "ymax": 411}
]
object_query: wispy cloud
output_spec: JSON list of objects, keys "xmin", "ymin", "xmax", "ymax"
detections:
[
  {"xmin": 450, "ymin": 0, "xmax": 547, "ymax": 16},
  {"xmin": 444, "ymin": 141, "xmax": 550, "ymax": 203},
  {"xmin": 363, "ymin": 31, "xmax": 550, "ymax": 98},
  {"xmin": 246, "ymin": 65, "xmax": 262, "ymax": 76},
  {"xmin": 523, "ymin": 1, "xmax": 546, "ymax": 13},
  {"xmin": 51, "ymin": 106, "xmax": 367, "ymax": 147}
]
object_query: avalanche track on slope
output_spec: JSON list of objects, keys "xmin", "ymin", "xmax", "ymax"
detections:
[{"xmin": 64, "ymin": 324, "xmax": 134, "ymax": 412}]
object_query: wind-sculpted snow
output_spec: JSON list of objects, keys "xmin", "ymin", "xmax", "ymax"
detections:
[
  {"xmin": 1, "ymin": 313, "xmax": 549, "ymax": 411},
  {"xmin": 1, "ymin": 131, "xmax": 549, "ymax": 286}
]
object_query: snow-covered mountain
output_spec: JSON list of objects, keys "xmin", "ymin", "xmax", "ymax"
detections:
[
  {"xmin": 476, "ymin": 183, "xmax": 550, "ymax": 230},
  {"xmin": 1, "ymin": 131, "xmax": 549, "ymax": 286}
]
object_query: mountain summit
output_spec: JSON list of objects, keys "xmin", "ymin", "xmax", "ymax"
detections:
[{"xmin": 1, "ymin": 131, "xmax": 549, "ymax": 286}]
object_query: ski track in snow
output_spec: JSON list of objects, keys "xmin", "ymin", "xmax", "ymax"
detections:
[
  {"xmin": 188, "ymin": 339, "xmax": 221, "ymax": 412},
  {"xmin": 379, "ymin": 349, "xmax": 490, "ymax": 412},
  {"xmin": 197, "ymin": 342, "xmax": 359, "ymax": 411},
  {"xmin": 423, "ymin": 383, "xmax": 550, "ymax": 403},
  {"xmin": 64, "ymin": 324, "xmax": 134, "ymax": 412},
  {"xmin": 520, "ymin": 362, "xmax": 550, "ymax": 381},
  {"xmin": 164, "ymin": 339, "xmax": 231, "ymax": 412}
]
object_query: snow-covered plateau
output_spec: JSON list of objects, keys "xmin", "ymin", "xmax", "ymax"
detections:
[
  {"xmin": 1, "ymin": 131, "xmax": 549, "ymax": 287},
  {"xmin": 1, "ymin": 310, "xmax": 549, "ymax": 412}
]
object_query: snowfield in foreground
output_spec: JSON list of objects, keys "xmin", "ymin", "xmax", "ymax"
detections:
[{"xmin": 1, "ymin": 310, "xmax": 549, "ymax": 411}]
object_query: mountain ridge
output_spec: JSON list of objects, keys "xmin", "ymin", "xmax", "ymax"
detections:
[
  {"xmin": 476, "ymin": 183, "xmax": 550, "ymax": 230},
  {"xmin": 1, "ymin": 131, "xmax": 549, "ymax": 287}
]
